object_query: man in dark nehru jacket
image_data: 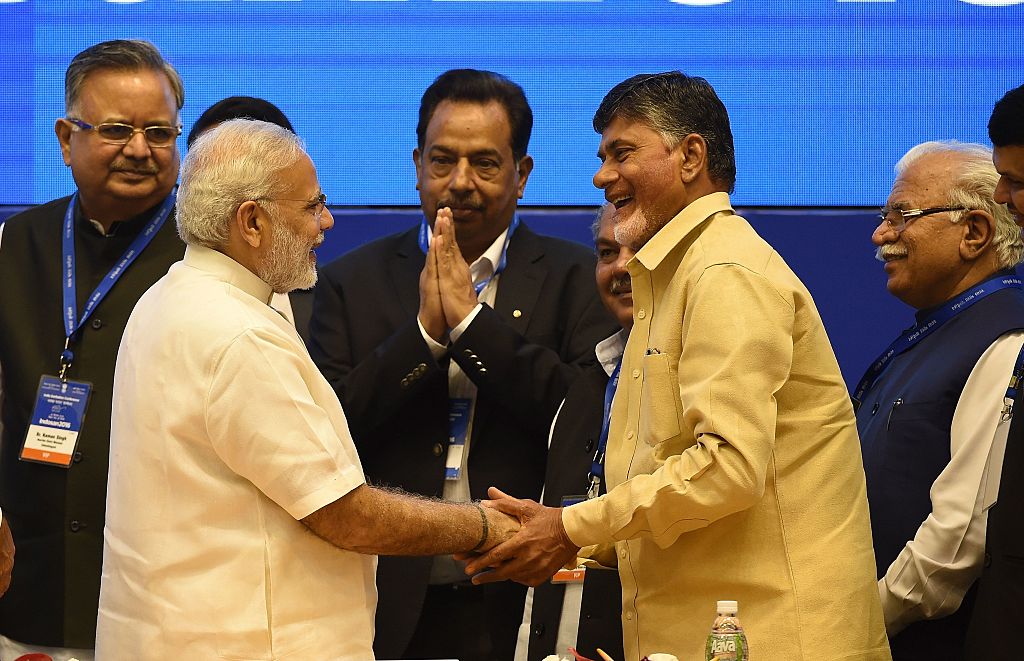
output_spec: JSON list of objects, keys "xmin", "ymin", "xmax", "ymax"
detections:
[
  {"xmin": 966, "ymin": 83, "xmax": 1024, "ymax": 660},
  {"xmin": 516, "ymin": 203, "xmax": 629, "ymax": 661},
  {"xmin": 0, "ymin": 40, "xmax": 185, "ymax": 661},
  {"xmin": 309, "ymin": 69, "xmax": 616, "ymax": 661},
  {"xmin": 857, "ymin": 139, "xmax": 1024, "ymax": 660}
]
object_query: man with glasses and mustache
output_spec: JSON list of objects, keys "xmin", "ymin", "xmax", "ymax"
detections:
[
  {"xmin": 0, "ymin": 39, "xmax": 186, "ymax": 661},
  {"xmin": 857, "ymin": 140, "xmax": 1024, "ymax": 660},
  {"xmin": 308, "ymin": 69, "xmax": 616, "ymax": 661}
]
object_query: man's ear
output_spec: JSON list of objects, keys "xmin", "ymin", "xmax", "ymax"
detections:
[
  {"xmin": 515, "ymin": 154, "xmax": 534, "ymax": 199},
  {"xmin": 55, "ymin": 118, "xmax": 73, "ymax": 167},
  {"xmin": 235, "ymin": 200, "xmax": 268, "ymax": 249},
  {"xmin": 413, "ymin": 148, "xmax": 423, "ymax": 192},
  {"xmin": 677, "ymin": 133, "xmax": 708, "ymax": 185},
  {"xmin": 959, "ymin": 209, "xmax": 996, "ymax": 262}
]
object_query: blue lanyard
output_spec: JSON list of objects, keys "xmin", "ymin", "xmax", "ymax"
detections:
[
  {"xmin": 586, "ymin": 358, "xmax": 621, "ymax": 499},
  {"xmin": 854, "ymin": 273, "xmax": 1024, "ymax": 404},
  {"xmin": 59, "ymin": 192, "xmax": 174, "ymax": 377},
  {"xmin": 417, "ymin": 214, "xmax": 520, "ymax": 295},
  {"xmin": 1002, "ymin": 343, "xmax": 1024, "ymax": 421}
]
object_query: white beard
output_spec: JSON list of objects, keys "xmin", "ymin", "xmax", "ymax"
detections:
[
  {"xmin": 257, "ymin": 221, "xmax": 319, "ymax": 294},
  {"xmin": 613, "ymin": 205, "xmax": 662, "ymax": 251}
]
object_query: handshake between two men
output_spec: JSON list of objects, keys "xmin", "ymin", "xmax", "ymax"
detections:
[{"xmin": 460, "ymin": 487, "xmax": 580, "ymax": 587}]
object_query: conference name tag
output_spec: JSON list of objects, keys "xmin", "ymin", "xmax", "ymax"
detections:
[
  {"xmin": 20, "ymin": 376, "xmax": 92, "ymax": 468},
  {"xmin": 551, "ymin": 567, "xmax": 586, "ymax": 584},
  {"xmin": 445, "ymin": 397, "xmax": 472, "ymax": 480}
]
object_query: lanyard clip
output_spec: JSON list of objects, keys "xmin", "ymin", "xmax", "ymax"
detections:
[
  {"xmin": 586, "ymin": 475, "xmax": 601, "ymax": 501},
  {"xmin": 1002, "ymin": 397, "xmax": 1015, "ymax": 423},
  {"xmin": 58, "ymin": 337, "xmax": 73, "ymax": 382}
]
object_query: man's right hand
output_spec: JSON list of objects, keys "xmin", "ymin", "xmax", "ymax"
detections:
[
  {"xmin": 418, "ymin": 217, "xmax": 447, "ymax": 342},
  {"xmin": 0, "ymin": 517, "xmax": 15, "ymax": 597}
]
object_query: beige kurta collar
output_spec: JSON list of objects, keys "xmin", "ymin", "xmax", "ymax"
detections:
[
  {"xmin": 633, "ymin": 191, "xmax": 735, "ymax": 272},
  {"xmin": 182, "ymin": 244, "xmax": 275, "ymax": 306}
]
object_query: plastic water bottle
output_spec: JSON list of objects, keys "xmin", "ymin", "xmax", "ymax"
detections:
[{"xmin": 704, "ymin": 600, "xmax": 749, "ymax": 661}]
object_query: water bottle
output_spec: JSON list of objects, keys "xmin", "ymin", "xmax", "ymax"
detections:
[{"xmin": 704, "ymin": 600, "xmax": 749, "ymax": 661}]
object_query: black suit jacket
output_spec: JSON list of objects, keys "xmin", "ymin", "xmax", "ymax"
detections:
[{"xmin": 309, "ymin": 222, "xmax": 618, "ymax": 658}]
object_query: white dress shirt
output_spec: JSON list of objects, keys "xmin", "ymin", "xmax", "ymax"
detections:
[{"xmin": 416, "ymin": 226, "xmax": 508, "ymax": 584}]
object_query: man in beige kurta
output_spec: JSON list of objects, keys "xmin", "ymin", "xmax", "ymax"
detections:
[{"xmin": 464, "ymin": 72, "xmax": 890, "ymax": 661}]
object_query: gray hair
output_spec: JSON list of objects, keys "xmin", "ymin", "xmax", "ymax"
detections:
[
  {"xmin": 176, "ymin": 119, "xmax": 306, "ymax": 249},
  {"xmin": 65, "ymin": 40, "xmax": 184, "ymax": 115},
  {"xmin": 590, "ymin": 202, "xmax": 613, "ymax": 242},
  {"xmin": 896, "ymin": 140, "xmax": 1023, "ymax": 269}
]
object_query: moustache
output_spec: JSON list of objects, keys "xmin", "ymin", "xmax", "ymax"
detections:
[
  {"xmin": 609, "ymin": 274, "xmax": 632, "ymax": 295},
  {"xmin": 875, "ymin": 243, "xmax": 908, "ymax": 262},
  {"xmin": 111, "ymin": 161, "xmax": 159, "ymax": 175},
  {"xmin": 437, "ymin": 198, "xmax": 484, "ymax": 213}
]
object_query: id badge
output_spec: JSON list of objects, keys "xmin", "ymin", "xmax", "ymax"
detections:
[
  {"xmin": 445, "ymin": 397, "xmax": 472, "ymax": 480},
  {"xmin": 552, "ymin": 566, "xmax": 586, "ymax": 584},
  {"xmin": 20, "ymin": 375, "xmax": 92, "ymax": 468}
]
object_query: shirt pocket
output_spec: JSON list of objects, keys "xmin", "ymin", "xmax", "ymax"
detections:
[
  {"xmin": 639, "ymin": 351, "xmax": 686, "ymax": 450},
  {"xmin": 880, "ymin": 398, "xmax": 951, "ymax": 488}
]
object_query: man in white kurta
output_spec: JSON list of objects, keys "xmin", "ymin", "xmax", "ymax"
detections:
[
  {"xmin": 98, "ymin": 242, "xmax": 376, "ymax": 659},
  {"xmin": 98, "ymin": 119, "xmax": 520, "ymax": 661}
]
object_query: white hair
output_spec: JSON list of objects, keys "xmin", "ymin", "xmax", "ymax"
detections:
[
  {"xmin": 176, "ymin": 118, "xmax": 306, "ymax": 249},
  {"xmin": 896, "ymin": 140, "xmax": 1023, "ymax": 269}
]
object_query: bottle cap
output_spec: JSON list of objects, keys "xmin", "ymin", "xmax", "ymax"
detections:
[{"xmin": 716, "ymin": 600, "xmax": 738, "ymax": 614}]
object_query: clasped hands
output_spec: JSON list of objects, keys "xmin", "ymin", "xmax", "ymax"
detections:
[
  {"xmin": 418, "ymin": 207, "xmax": 479, "ymax": 343},
  {"xmin": 457, "ymin": 487, "xmax": 581, "ymax": 587}
]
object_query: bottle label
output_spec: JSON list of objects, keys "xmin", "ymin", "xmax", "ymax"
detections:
[{"xmin": 705, "ymin": 633, "xmax": 747, "ymax": 661}]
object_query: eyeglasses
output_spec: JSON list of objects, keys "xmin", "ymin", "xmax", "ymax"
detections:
[
  {"xmin": 877, "ymin": 206, "xmax": 970, "ymax": 233},
  {"xmin": 65, "ymin": 118, "xmax": 182, "ymax": 147},
  {"xmin": 255, "ymin": 193, "xmax": 328, "ymax": 221}
]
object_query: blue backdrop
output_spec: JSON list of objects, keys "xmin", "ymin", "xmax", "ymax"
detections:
[
  {"xmin": 2, "ymin": 0, "xmax": 1022, "ymax": 207},
  {"xmin": 0, "ymin": 204, "xmax": 914, "ymax": 392}
]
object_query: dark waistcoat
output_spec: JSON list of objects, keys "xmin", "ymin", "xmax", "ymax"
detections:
[
  {"xmin": 0, "ymin": 196, "xmax": 184, "ymax": 647},
  {"xmin": 856, "ymin": 284, "xmax": 1024, "ymax": 661},
  {"xmin": 528, "ymin": 360, "xmax": 624, "ymax": 661}
]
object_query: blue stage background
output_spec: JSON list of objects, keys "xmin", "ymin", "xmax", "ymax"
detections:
[
  {"xmin": 1, "ymin": 0, "xmax": 1022, "ymax": 207},
  {"xmin": 2, "ymin": 0, "xmax": 1020, "ymax": 393},
  {"xmin": 0, "ymin": 204, "xmax": 911, "ymax": 391}
]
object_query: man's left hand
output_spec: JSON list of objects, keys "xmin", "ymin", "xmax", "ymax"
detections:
[
  {"xmin": 460, "ymin": 487, "xmax": 580, "ymax": 587},
  {"xmin": 433, "ymin": 208, "xmax": 478, "ymax": 329}
]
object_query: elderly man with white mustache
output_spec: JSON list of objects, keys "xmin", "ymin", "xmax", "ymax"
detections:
[{"xmin": 857, "ymin": 140, "xmax": 1024, "ymax": 661}]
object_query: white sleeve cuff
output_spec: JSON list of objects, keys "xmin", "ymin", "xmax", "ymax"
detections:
[
  {"xmin": 449, "ymin": 304, "xmax": 483, "ymax": 343},
  {"xmin": 417, "ymin": 317, "xmax": 449, "ymax": 361}
]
